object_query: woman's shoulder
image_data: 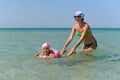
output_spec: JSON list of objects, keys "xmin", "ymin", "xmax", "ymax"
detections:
[
  {"xmin": 73, "ymin": 24, "xmax": 78, "ymax": 27},
  {"xmin": 72, "ymin": 24, "xmax": 78, "ymax": 30},
  {"xmin": 84, "ymin": 22, "xmax": 90, "ymax": 27},
  {"xmin": 83, "ymin": 22, "xmax": 90, "ymax": 30}
]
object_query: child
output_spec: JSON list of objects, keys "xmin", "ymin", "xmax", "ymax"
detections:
[{"xmin": 35, "ymin": 42, "xmax": 61, "ymax": 59}]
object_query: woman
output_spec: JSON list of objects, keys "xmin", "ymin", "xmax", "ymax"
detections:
[{"xmin": 60, "ymin": 11, "xmax": 97, "ymax": 56}]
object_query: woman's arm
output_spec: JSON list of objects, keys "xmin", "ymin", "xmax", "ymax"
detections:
[
  {"xmin": 67, "ymin": 24, "xmax": 89, "ymax": 56},
  {"xmin": 74, "ymin": 24, "xmax": 89, "ymax": 49},
  {"xmin": 60, "ymin": 26, "xmax": 76, "ymax": 55}
]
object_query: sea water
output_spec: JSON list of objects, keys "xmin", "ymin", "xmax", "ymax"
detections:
[{"xmin": 0, "ymin": 28, "xmax": 120, "ymax": 80}]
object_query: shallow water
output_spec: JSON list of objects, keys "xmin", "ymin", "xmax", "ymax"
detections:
[{"xmin": 0, "ymin": 28, "xmax": 120, "ymax": 80}]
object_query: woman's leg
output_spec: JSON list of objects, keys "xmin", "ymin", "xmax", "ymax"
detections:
[
  {"xmin": 82, "ymin": 45, "xmax": 89, "ymax": 55},
  {"xmin": 82, "ymin": 45, "xmax": 97, "ymax": 55}
]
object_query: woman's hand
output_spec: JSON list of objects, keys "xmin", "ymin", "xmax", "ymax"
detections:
[
  {"xmin": 67, "ymin": 48, "xmax": 76, "ymax": 56},
  {"xmin": 60, "ymin": 48, "xmax": 66, "ymax": 55}
]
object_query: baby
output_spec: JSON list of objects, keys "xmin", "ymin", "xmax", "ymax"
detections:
[{"xmin": 35, "ymin": 42, "xmax": 61, "ymax": 59}]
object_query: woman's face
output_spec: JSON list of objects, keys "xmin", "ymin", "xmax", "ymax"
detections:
[{"xmin": 74, "ymin": 16, "xmax": 82, "ymax": 22}]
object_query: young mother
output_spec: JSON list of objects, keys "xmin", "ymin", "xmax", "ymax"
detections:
[{"xmin": 60, "ymin": 11, "xmax": 97, "ymax": 56}]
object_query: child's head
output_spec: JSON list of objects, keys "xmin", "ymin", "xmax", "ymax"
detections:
[{"xmin": 42, "ymin": 42, "xmax": 51, "ymax": 55}]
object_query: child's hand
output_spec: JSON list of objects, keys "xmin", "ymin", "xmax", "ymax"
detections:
[{"xmin": 34, "ymin": 53, "xmax": 40, "ymax": 56}]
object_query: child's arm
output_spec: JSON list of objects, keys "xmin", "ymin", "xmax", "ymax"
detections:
[
  {"xmin": 34, "ymin": 52, "xmax": 42, "ymax": 57},
  {"xmin": 37, "ymin": 53, "xmax": 54, "ymax": 59},
  {"xmin": 48, "ymin": 53, "xmax": 56, "ymax": 58}
]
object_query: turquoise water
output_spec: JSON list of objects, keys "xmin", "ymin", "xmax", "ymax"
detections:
[{"xmin": 0, "ymin": 28, "xmax": 120, "ymax": 80}]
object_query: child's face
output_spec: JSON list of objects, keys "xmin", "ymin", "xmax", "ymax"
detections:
[{"xmin": 42, "ymin": 46, "xmax": 49, "ymax": 55}]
